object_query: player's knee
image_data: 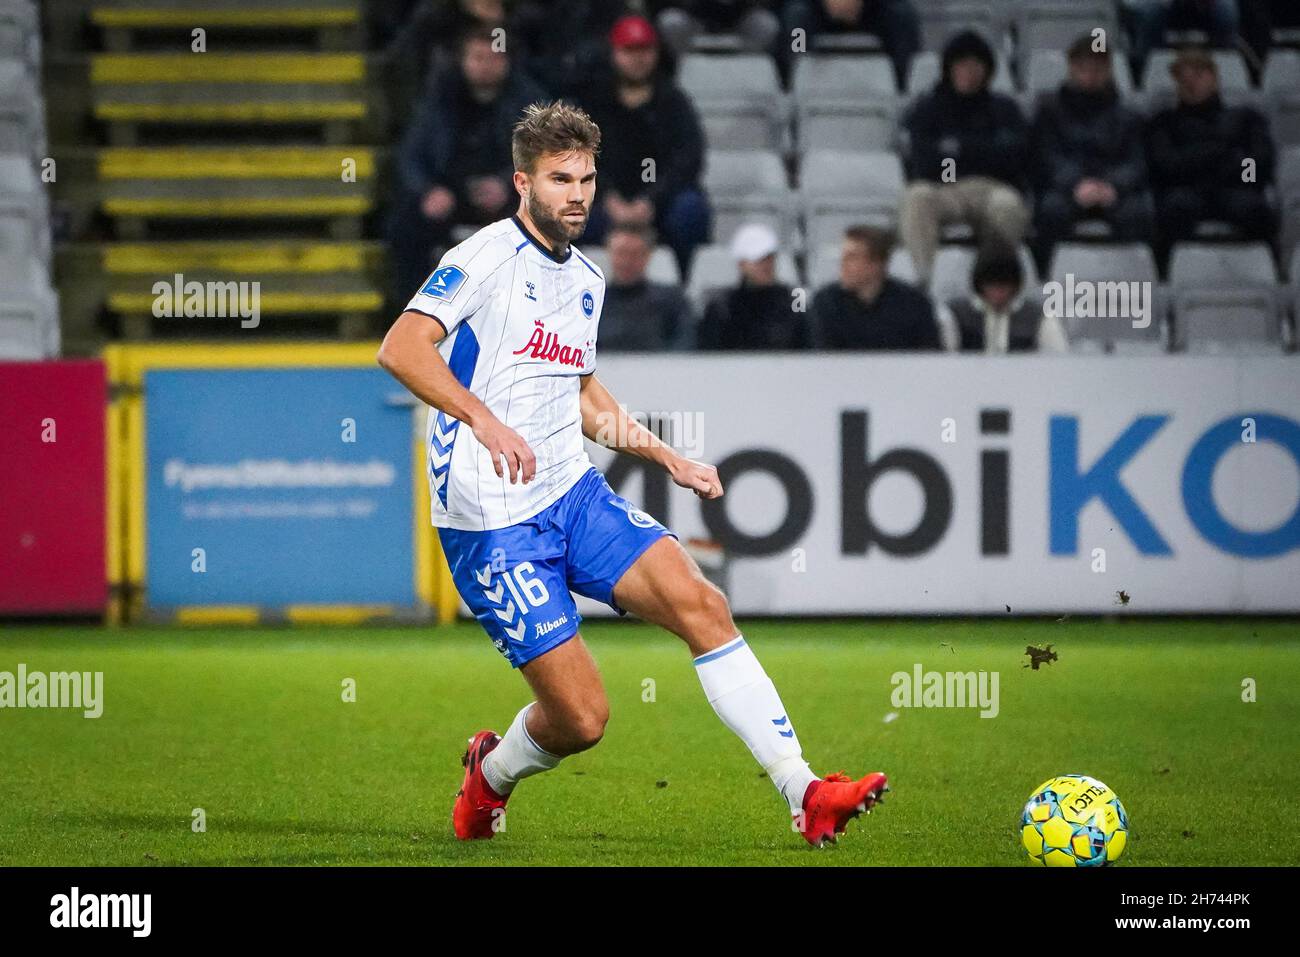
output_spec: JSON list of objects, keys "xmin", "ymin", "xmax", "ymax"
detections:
[
  {"xmin": 569, "ymin": 706, "xmax": 608, "ymax": 751},
  {"xmin": 682, "ymin": 578, "xmax": 735, "ymax": 640}
]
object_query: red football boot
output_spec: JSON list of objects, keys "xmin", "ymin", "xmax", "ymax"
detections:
[
  {"xmin": 797, "ymin": 771, "xmax": 889, "ymax": 847},
  {"xmin": 453, "ymin": 730, "xmax": 509, "ymax": 840}
]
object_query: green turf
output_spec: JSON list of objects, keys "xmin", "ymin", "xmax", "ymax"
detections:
[{"xmin": 0, "ymin": 619, "xmax": 1296, "ymax": 866}]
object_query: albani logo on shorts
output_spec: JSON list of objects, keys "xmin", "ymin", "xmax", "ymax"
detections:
[
  {"xmin": 513, "ymin": 319, "xmax": 592, "ymax": 369},
  {"xmin": 535, "ymin": 615, "xmax": 569, "ymax": 639}
]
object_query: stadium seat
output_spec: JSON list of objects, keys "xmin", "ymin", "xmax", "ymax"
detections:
[
  {"xmin": 97, "ymin": 147, "xmax": 376, "ymax": 238},
  {"xmin": 0, "ymin": 152, "xmax": 51, "ymax": 268},
  {"xmin": 792, "ymin": 53, "xmax": 897, "ymax": 100},
  {"xmin": 703, "ymin": 149, "xmax": 797, "ymax": 249},
  {"xmin": 1263, "ymin": 49, "xmax": 1300, "ymax": 95},
  {"xmin": 1264, "ymin": 55, "xmax": 1300, "ymax": 148},
  {"xmin": 792, "ymin": 54, "xmax": 898, "ymax": 151},
  {"xmin": 0, "ymin": 253, "xmax": 59, "ymax": 359},
  {"xmin": 0, "ymin": 56, "xmax": 45, "ymax": 159},
  {"xmin": 1289, "ymin": 247, "xmax": 1300, "ymax": 345},
  {"xmin": 797, "ymin": 110, "xmax": 898, "ymax": 153},
  {"xmin": 1047, "ymin": 242, "xmax": 1167, "ymax": 351},
  {"xmin": 1280, "ymin": 147, "xmax": 1300, "ymax": 263},
  {"xmin": 806, "ymin": 242, "xmax": 841, "ymax": 291},
  {"xmin": 918, "ymin": 3, "xmax": 1005, "ymax": 54},
  {"xmin": 0, "ymin": 0, "xmax": 37, "ymax": 70},
  {"xmin": 100, "ymin": 241, "xmax": 384, "ymax": 336},
  {"xmin": 677, "ymin": 54, "xmax": 787, "ymax": 151},
  {"xmin": 1168, "ymin": 242, "xmax": 1284, "ymax": 352},
  {"xmin": 89, "ymin": 53, "xmax": 368, "ymax": 142},
  {"xmin": 888, "ymin": 247, "xmax": 918, "ymax": 285},
  {"xmin": 800, "ymin": 150, "xmax": 904, "ymax": 247},
  {"xmin": 800, "ymin": 149, "xmax": 903, "ymax": 206}
]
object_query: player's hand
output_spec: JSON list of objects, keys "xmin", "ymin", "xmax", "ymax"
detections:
[
  {"xmin": 474, "ymin": 418, "xmax": 537, "ymax": 485},
  {"xmin": 669, "ymin": 457, "xmax": 723, "ymax": 499}
]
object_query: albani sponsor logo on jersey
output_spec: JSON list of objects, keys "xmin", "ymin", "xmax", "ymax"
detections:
[{"xmin": 513, "ymin": 320, "xmax": 593, "ymax": 369}]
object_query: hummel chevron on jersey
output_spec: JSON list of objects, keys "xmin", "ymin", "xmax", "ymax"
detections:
[{"xmin": 404, "ymin": 214, "xmax": 607, "ymax": 531}]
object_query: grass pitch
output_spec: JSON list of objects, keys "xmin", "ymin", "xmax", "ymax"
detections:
[{"xmin": 0, "ymin": 618, "xmax": 1296, "ymax": 866}]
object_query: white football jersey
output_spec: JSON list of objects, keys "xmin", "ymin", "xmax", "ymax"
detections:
[{"xmin": 404, "ymin": 215, "xmax": 606, "ymax": 531}]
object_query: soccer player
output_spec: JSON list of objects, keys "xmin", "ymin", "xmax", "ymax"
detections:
[{"xmin": 377, "ymin": 101, "xmax": 888, "ymax": 847}]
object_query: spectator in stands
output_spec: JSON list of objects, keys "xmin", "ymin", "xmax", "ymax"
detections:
[
  {"xmin": 1146, "ymin": 47, "xmax": 1277, "ymax": 264},
  {"xmin": 383, "ymin": 0, "xmax": 513, "ymax": 107},
  {"xmin": 696, "ymin": 222, "xmax": 809, "ymax": 349},
  {"xmin": 510, "ymin": 0, "xmax": 629, "ymax": 97},
  {"xmin": 899, "ymin": 30, "xmax": 1030, "ymax": 284},
  {"xmin": 387, "ymin": 26, "xmax": 547, "ymax": 298},
  {"xmin": 578, "ymin": 15, "xmax": 712, "ymax": 279},
  {"xmin": 651, "ymin": 2, "xmax": 781, "ymax": 57},
  {"xmin": 936, "ymin": 242, "xmax": 1068, "ymax": 353},
  {"xmin": 776, "ymin": 0, "xmax": 920, "ymax": 88},
  {"xmin": 599, "ymin": 224, "xmax": 696, "ymax": 350},
  {"xmin": 810, "ymin": 226, "xmax": 942, "ymax": 349},
  {"xmin": 1121, "ymin": 1, "xmax": 1241, "ymax": 79},
  {"xmin": 1031, "ymin": 36, "xmax": 1154, "ymax": 269}
]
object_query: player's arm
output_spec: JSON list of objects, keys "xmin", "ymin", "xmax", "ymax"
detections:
[
  {"xmin": 377, "ymin": 310, "xmax": 536, "ymax": 484},
  {"xmin": 578, "ymin": 372, "xmax": 722, "ymax": 499}
]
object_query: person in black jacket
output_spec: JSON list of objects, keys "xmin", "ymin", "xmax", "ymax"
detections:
[
  {"xmin": 386, "ymin": 26, "xmax": 547, "ymax": 298},
  {"xmin": 899, "ymin": 30, "xmax": 1030, "ymax": 284},
  {"xmin": 1146, "ymin": 47, "xmax": 1277, "ymax": 264},
  {"xmin": 810, "ymin": 226, "xmax": 942, "ymax": 350},
  {"xmin": 696, "ymin": 222, "xmax": 810, "ymax": 350},
  {"xmin": 1032, "ymin": 36, "xmax": 1154, "ymax": 269},
  {"xmin": 577, "ymin": 15, "xmax": 712, "ymax": 280},
  {"xmin": 600, "ymin": 224, "xmax": 696, "ymax": 351}
]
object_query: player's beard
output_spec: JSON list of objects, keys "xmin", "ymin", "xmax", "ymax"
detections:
[{"xmin": 528, "ymin": 191, "xmax": 588, "ymax": 249}]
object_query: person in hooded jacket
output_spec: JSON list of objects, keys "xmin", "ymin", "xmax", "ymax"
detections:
[
  {"xmin": 899, "ymin": 30, "xmax": 1030, "ymax": 285},
  {"xmin": 936, "ymin": 241, "xmax": 1068, "ymax": 354}
]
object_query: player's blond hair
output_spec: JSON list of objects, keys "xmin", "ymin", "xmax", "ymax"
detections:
[{"xmin": 512, "ymin": 101, "xmax": 602, "ymax": 175}]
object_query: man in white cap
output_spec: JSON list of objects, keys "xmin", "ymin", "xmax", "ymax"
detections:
[{"xmin": 696, "ymin": 222, "xmax": 811, "ymax": 350}]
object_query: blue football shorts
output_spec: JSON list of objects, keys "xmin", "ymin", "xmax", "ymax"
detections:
[{"xmin": 437, "ymin": 466, "xmax": 676, "ymax": 668}]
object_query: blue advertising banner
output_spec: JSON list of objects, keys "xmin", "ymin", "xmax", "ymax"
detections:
[{"xmin": 144, "ymin": 368, "xmax": 413, "ymax": 608}]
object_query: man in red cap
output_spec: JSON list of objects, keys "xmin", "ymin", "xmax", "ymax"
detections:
[{"xmin": 576, "ymin": 14, "xmax": 711, "ymax": 279}]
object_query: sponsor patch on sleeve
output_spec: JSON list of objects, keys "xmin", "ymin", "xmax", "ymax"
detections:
[{"xmin": 419, "ymin": 264, "xmax": 469, "ymax": 303}]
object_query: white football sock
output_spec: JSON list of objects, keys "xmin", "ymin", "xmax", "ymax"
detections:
[
  {"xmin": 481, "ymin": 702, "xmax": 562, "ymax": 796},
  {"xmin": 694, "ymin": 635, "xmax": 818, "ymax": 814}
]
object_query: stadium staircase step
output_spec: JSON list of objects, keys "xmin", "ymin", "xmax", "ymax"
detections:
[
  {"xmin": 96, "ymin": 146, "xmax": 375, "ymax": 237},
  {"xmin": 100, "ymin": 239, "xmax": 383, "ymax": 338}
]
